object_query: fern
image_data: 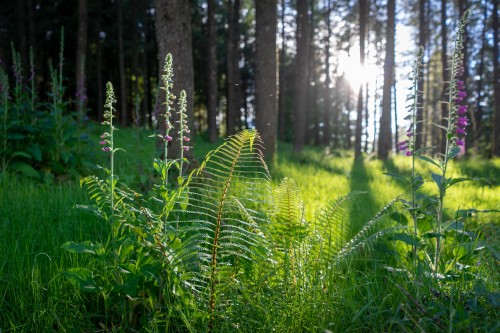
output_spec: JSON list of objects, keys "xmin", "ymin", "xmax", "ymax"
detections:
[
  {"xmin": 314, "ymin": 192, "xmax": 363, "ymax": 258},
  {"xmin": 166, "ymin": 130, "xmax": 272, "ymax": 329},
  {"xmin": 271, "ymin": 177, "xmax": 307, "ymax": 249}
]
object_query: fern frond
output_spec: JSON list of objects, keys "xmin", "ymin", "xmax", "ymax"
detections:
[
  {"xmin": 336, "ymin": 197, "xmax": 401, "ymax": 261},
  {"xmin": 166, "ymin": 130, "xmax": 273, "ymax": 326},
  {"xmin": 270, "ymin": 177, "xmax": 307, "ymax": 249},
  {"xmin": 314, "ymin": 192, "xmax": 364, "ymax": 257}
]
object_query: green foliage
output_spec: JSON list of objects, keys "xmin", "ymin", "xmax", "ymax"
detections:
[{"xmin": 1, "ymin": 35, "xmax": 92, "ymax": 180}]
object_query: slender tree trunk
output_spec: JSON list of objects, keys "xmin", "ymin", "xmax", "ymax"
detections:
[
  {"xmin": 76, "ymin": 0, "xmax": 88, "ymax": 116},
  {"xmin": 16, "ymin": 0, "xmax": 28, "ymax": 78},
  {"xmin": 377, "ymin": 0, "xmax": 395, "ymax": 160},
  {"xmin": 96, "ymin": 0, "xmax": 104, "ymax": 121},
  {"xmin": 323, "ymin": 0, "xmax": 332, "ymax": 146},
  {"xmin": 207, "ymin": 0, "xmax": 218, "ymax": 141},
  {"xmin": 142, "ymin": 6, "xmax": 152, "ymax": 128},
  {"xmin": 493, "ymin": 0, "xmax": 500, "ymax": 156},
  {"xmin": 364, "ymin": 80, "xmax": 369, "ymax": 152},
  {"xmin": 393, "ymin": 79, "xmax": 398, "ymax": 149},
  {"xmin": 255, "ymin": 0, "xmax": 278, "ymax": 159},
  {"xmin": 472, "ymin": 4, "xmax": 488, "ymax": 153},
  {"xmin": 440, "ymin": 0, "xmax": 448, "ymax": 154},
  {"xmin": 278, "ymin": 0, "xmax": 287, "ymax": 141},
  {"xmin": 293, "ymin": 0, "xmax": 310, "ymax": 152},
  {"xmin": 355, "ymin": 0, "xmax": 367, "ymax": 159},
  {"xmin": 415, "ymin": 0, "xmax": 426, "ymax": 149},
  {"xmin": 155, "ymin": 0, "xmax": 195, "ymax": 160},
  {"xmin": 227, "ymin": 0, "xmax": 241, "ymax": 136},
  {"xmin": 118, "ymin": 0, "xmax": 127, "ymax": 125}
]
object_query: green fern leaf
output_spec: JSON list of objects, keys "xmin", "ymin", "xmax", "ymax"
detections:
[{"xmin": 166, "ymin": 130, "xmax": 273, "ymax": 325}]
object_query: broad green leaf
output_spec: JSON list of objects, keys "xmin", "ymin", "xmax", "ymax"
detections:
[
  {"xmin": 416, "ymin": 155, "xmax": 441, "ymax": 169},
  {"xmin": 383, "ymin": 172, "xmax": 409, "ymax": 185},
  {"xmin": 431, "ymin": 173, "xmax": 444, "ymax": 192},
  {"xmin": 447, "ymin": 146, "xmax": 461, "ymax": 159},
  {"xmin": 63, "ymin": 268, "xmax": 99, "ymax": 292},
  {"xmin": 388, "ymin": 233, "xmax": 419, "ymax": 247},
  {"xmin": 11, "ymin": 162, "xmax": 40, "ymax": 179},
  {"xmin": 61, "ymin": 241, "xmax": 98, "ymax": 254},
  {"xmin": 390, "ymin": 212, "xmax": 408, "ymax": 225}
]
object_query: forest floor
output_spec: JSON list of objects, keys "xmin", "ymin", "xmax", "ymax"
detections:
[{"xmin": 1, "ymin": 127, "xmax": 499, "ymax": 332}]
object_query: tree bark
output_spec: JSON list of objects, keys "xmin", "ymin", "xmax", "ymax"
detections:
[
  {"xmin": 227, "ymin": 0, "xmax": 241, "ymax": 137},
  {"xmin": 293, "ymin": 0, "xmax": 310, "ymax": 152},
  {"xmin": 355, "ymin": 0, "xmax": 367, "ymax": 159},
  {"xmin": 118, "ymin": 0, "xmax": 127, "ymax": 125},
  {"xmin": 440, "ymin": 0, "xmax": 448, "ymax": 154},
  {"xmin": 76, "ymin": 0, "xmax": 88, "ymax": 116},
  {"xmin": 207, "ymin": 0, "xmax": 218, "ymax": 141},
  {"xmin": 96, "ymin": 0, "xmax": 104, "ymax": 121},
  {"xmin": 323, "ymin": 0, "xmax": 332, "ymax": 146},
  {"xmin": 278, "ymin": 0, "xmax": 287, "ymax": 141},
  {"xmin": 255, "ymin": 0, "xmax": 278, "ymax": 159},
  {"xmin": 415, "ymin": 0, "xmax": 426, "ymax": 149},
  {"xmin": 155, "ymin": 0, "xmax": 195, "ymax": 161},
  {"xmin": 492, "ymin": 0, "xmax": 500, "ymax": 156},
  {"xmin": 377, "ymin": 0, "xmax": 395, "ymax": 160}
]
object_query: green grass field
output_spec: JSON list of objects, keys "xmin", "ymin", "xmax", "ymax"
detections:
[{"xmin": 1, "ymin": 128, "xmax": 499, "ymax": 332}]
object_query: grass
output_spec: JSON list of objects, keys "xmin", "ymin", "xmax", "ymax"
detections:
[{"xmin": 1, "ymin": 127, "xmax": 499, "ymax": 332}]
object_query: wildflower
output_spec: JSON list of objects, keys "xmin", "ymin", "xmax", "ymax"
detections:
[
  {"xmin": 183, "ymin": 137, "xmax": 190, "ymax": 142},
  {"xmin": 100, "ymin": 133, "xmax": 110, "ymax": 138},
  {"xmin": 405, "ymin": 151, "xmax": 413, "ymax": 156},
  {"xmin": 102, "ymin": 147, "xmax": 111, "ymax": 152},
  {"xmin": 183, "ymin": 146, "xmax": 190, "ymax": 152},
  {"xmin": 165, "ymin": 135, "xmax": 172, "ymax": 142},
  {"xmin": 99, "ymin": 140, "xmax": 107, "ymax": 145}
]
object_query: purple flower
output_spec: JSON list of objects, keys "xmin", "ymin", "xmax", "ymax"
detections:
[
  {"xmin": 102, "ymin": 147, "xmax": 111, "ymax": 152},
  {"xmin": 183, "ymin": 146, "xmax": 190, "ymax": 152},
  {"xmin": 165, "ymin": 135, "xmax": 172, "ymax": 141},
  {"xmin": 183, "ymin": 137, "xmax": 190, "ymax": 142},
  {"xmin": 99, "ymin": 140, "xmax": 107, "ymax": 145},
  {"xmin": 405, "ymin": 151, "xmax": 413, "ymax": 156},
  {"xmin": 457, "ymin": 91, "xmax": 467, "ymax": 98},
  {"xmin": 456, "ymin": 139, "xmax": 465, "ymax": 146},
  {"xmin": 456, "ymin": 128, "xmax": 466, "ymax": 135},
  {"xmin": 457, "ymin": 105, "xmax": 468, "ymax": 115}
]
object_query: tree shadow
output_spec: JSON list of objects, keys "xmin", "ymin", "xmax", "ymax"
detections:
[{"xmin": 348, "ymin": 157, "xmax": 378, "ymax": 234}]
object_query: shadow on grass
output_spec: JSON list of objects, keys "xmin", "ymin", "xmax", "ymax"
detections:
[{"xmin": 349, "ymin": 157, "xmax": 378, "ymax": 233}]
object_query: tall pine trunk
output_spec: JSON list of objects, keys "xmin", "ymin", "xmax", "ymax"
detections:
[
  {"xmin": 278, "ymin": 0, "xmax": 287, "ymax": 141},
  {"xmin": 440, "ymin": 0, "xmax": 448, "ymax": 154},
  {"xmin": 155, "ymin": 0, "xmax": 195, "ymax": 161},
  {"xmin": 76, "ymin": 0, "xmax": 88, "ymax": 116},
  {"xmin": 355, "ymin": 0, "xmax": 367, "ymax": 159},
  {"xmin": 492, "ymin": 0, "xmax": 500, "ymax": 156},
  {"xmin": 255, "ymin": 0, "xmax": 278, "ymax": 159},
  {"xmin": 415, "ymin": 0, "xmax": 426, "ymax": 149},
  {"xmin": 377, "ymin": 0, "xmax": 395, "ymax": 160},
  {"xmin": 207, "ymin": 0, "xmax": 218, "ymax": 141},
  {"xmin": 323, "ymin": 0, "xmax": 332, "ymax": 146},
  {"xmin": 118, "ymin": 0, "xmax": 128, "ymax": 126},
  {"xmin": 227, "ymin": 0, "xmax": 241, "ymax": 136},
  {"xmin": 293, "ymin": 0, "xmax": 310, "ymax": 152}
]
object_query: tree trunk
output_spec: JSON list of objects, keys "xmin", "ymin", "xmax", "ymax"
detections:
[
  {"xmin": 227, "ymin": 0, "xmax": 241, "ymax": 137},
  {"xmin": 472, "ymin": 4, "xmax": 488, "ymax": 153},
  {"xmin": 16, "ymin": 0, "xmax": 28, "ymax": 79},
  {"xmin": 323, "ymin": 0, "xmax": 332, "ymax": 146},
  {"xmin": 255, "ymin": 0, "xmax": 278, "ymax": 159},
  {"xmin": 155, "ymin": 0, "xmax": 195, "ymax": 161},
  {"xmin": 355, "ymin": 0, "xmax": 367, "ymax": 159},
  {"xmin": 377, "ymin": 0, "xmax": 395, "ymax": 160},
  {"xmin": 415, "ymin": 0, "xmax": 426, "ymax": 149},
  {"xmin": 440, "ymin": 0, "xmax": 448, "ymax": 154},
  {"xmin": 118, "ymin": 0, "xmax": 127, "ymax": 126},
  {"xmin": 96, "ymin": 0, "xmax": 104, "ymax": 121},
  {"xmin": 492, "ymin": 0, "xmax": 500, "ymax": 156},
  {"xmin": 142, "ymin": 4, "xmax": 152, "ymax": 128},
  {"xmin": 207, "ymin": 0, "xmax": 218, "ymax": 141},
  {"xmin": 278, "ymin": 0, "xmax": 287, "ymax": 141},
  {"xmin": 76, "ymin": 0, "xmax": 88, "ymax": 116},
  {"xmin": 293, "ymin": 0, "xmax": 310, "ymax": 152}
]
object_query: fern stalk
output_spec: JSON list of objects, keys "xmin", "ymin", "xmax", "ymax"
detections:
[{"xmin": 208, "ymin": 140, "xmax": 243, "ymax": 331}]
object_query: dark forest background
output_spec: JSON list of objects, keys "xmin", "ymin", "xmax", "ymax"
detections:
[{"xmin": 0, "ymin": 0, "xmax": 498, "ymax": 160}]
